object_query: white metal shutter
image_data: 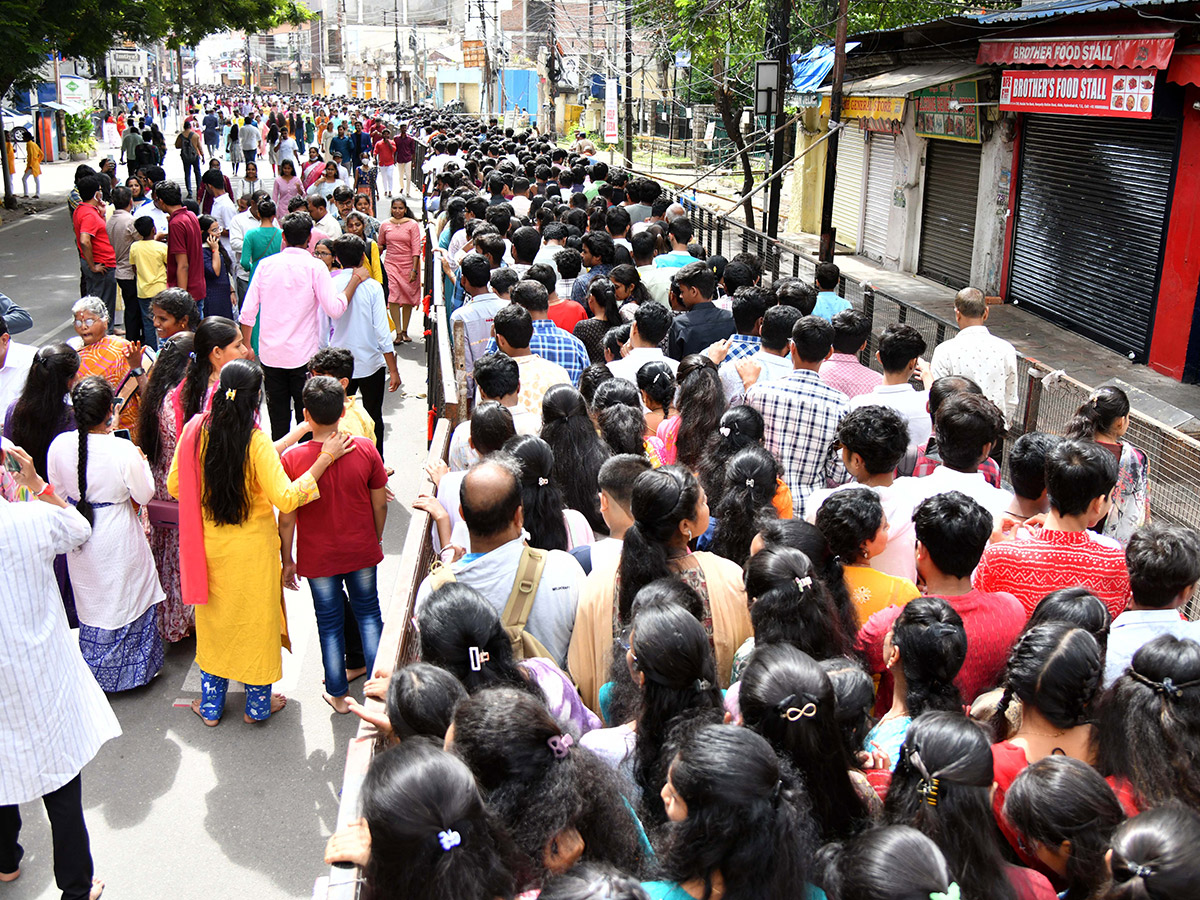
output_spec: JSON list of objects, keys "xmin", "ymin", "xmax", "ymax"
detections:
[
  {"xmin": 1008, "ymin": 114, "xmax": 1178, "ymax": 362},
  {"xmin": 861, "ymin": 132, "xmax": 895, "ymax": 262},
  {"xmin": 831, "ymin": 128, "xmax": 866, "ymax": 252},
  {"xmin": 918, "ymin": 140, "xmax": 982, "ymax": 289}
]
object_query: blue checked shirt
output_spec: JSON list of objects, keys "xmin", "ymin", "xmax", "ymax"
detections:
[
  {"xmin": 724, "ymin": 334, "xmax": 762, "ymax": 362},
  {"xmin": 745, "ymin": 369, "xmax": 852, "ymax": 518},
  {"xmin": 484, "ymin": 319, "xmax": 590, "ymax": 385}
]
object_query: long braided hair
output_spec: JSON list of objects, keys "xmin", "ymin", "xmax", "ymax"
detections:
[
  {"xmin": 69, "ymin": 376, "xmax": 116, "ymax": 527},
  {"xmin": 992, "ymin": 623, "xmax": 1102, "ymax": 743}
]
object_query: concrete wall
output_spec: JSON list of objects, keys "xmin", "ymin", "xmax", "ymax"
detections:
[{"xmin": 971, "ymin": 125, "xmax": 1014, "ymax": 295}]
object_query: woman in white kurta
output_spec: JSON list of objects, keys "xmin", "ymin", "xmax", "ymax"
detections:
[
  {"xmin": 0, "ymin": 446, "xmax": 120, "ymax": 898},
  {"xmin": 48, "ymin": 377, "xmax": 165, "ymax": 692}
]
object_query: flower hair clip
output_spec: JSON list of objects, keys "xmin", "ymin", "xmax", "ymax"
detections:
[
  {"xmin": 745, "ymin": 478, "xmax": 755, "ymax": 488},
  {"xmin": 794, "ymin": 576, "xmax": 812, "ymax": 591},
  {"xmin": 719, "ymin": 426, "xmax": 731, "ymax": 437},
  {"xmin": 438, "ymin": 830, "xmax": 462, "ymax": 851},
  {"xmin": 225, "ymin": 388, "xmax": 237, "ymax": 401},
  {"xmin": 548, "ymin": 733, "xmax": 573, "ymax": 759},
  {"xmin": 929, "ymin": 884, "xmax": 960, "ymax": 900},
  {"xmin": 537, "ymin": 477, "xmax": 549, "ymax": 487},
  {"xmin": 468, "ymin": 646, "xmax": 490, "ymax": 672}
]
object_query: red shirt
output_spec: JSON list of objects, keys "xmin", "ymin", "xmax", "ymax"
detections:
[
  {"xmin": 548, "ymin": 299, "xmax": 588, "ymax": 333},
  {"xmin": 974, "ymin": 528, "xmax": 1132, "ymax": 619},
  {"xmin": 281, "ymin": 436, "xmax": 387, "ymax": 578},
  {"xmin": 73, "ymin": 203, "xmax": 116, "ymax": 267},
  {"xmin": 857, "ymin": 588, "xmax": 1026, "ymax": 715},
  {"xmin": 166, "ymin": 207, "xmax": 206, "ymax": 301},
  {"xmin": 373, "ymin": 139, "xmax": 396, "ymax": 166}
]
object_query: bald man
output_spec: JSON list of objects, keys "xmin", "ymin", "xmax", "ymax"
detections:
[{"xmin": 412, "ymin": 457, "xmax": 585, "ymax": 665}]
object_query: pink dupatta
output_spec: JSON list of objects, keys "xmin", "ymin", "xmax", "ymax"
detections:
[{"xmin": 177, "ymin": 414, "xmax": 209, "ymax": 605}]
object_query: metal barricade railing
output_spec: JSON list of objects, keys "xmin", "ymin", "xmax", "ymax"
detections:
[
  {"xmin": 322, "ymin": 419, "xmax": 451, "ymax": 900},
  {"xmin": 670, "ymin": 187, "xmax": 1200, "ymax": 617}
]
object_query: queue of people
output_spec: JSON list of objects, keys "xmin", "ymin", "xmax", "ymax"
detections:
[{"xmin": 2, "ymin": 99, "xmax": 1197, "ymax": 900}]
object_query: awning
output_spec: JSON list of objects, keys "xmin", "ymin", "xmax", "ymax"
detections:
[
  {"xmin": 978, "ymin": 33, "xmax": 1175, "ymax": 69},
  {"xmin": 790, "ymin": 42, "xmax": 861, "ymax": 92},
  {"xmin": 821, "ymin": 63, "xmax": 991, "ymax": 97},
  {"xmin": 36, "ymin": 100, "xmax": 85, "ymax": 114},
  {"xmin": 1168, "ymin": 46, "xmax": 1200, "ymax": 87}
]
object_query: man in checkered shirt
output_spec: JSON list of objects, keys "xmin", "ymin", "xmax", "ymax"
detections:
[{"xmin": 744, "ymin": 315, "xmax": 852, "ymax": 518}]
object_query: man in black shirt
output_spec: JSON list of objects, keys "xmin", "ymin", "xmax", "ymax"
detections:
[{"xmin": 667, "ymin": 260, "xmax": 735, "ymax": 359}]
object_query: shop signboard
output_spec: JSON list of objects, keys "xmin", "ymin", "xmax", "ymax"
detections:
[
  {"xmin": 818, "ymin": 94, "xmax": 906, "ymax": 122},
  {"xmin": 914, "ymin": 80, "xmax": 981, "ymax": 142},
  {"xmin": 604, "ymin": 78, "xmax": 618, "ymax": 144},
  {"xmin": 979, "ymin": 35, "xmax": 1173, "ymax": 70},
  {"xmin": 59, "ymin": 76, "xmax": 90, "ymax": 106},
  {"xmin": 1000, "ymin": 68, "xmax": 1155, "ymax": 119}
]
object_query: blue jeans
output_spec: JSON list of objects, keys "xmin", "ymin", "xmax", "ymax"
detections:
[
  {"xmin": 138, "ymin": 296, "xmax": 158, "ymax": 350},
  {"xmin": 309, "ymin": 567, "xmax": 383, "ymax": 697}
]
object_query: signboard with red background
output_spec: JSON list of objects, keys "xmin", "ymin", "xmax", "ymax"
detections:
[
  {"xmin": 979, "ymin": 34, "xmax": 1174, "ymax": 69},
  {"xmin": 999, "ymin": 69, "xmax": 1156, "ymax": 119}
]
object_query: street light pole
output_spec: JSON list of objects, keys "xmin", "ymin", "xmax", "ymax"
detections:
[{"xmin": 818, "ymin": 0, "xmax": 850, "ymax": 261}]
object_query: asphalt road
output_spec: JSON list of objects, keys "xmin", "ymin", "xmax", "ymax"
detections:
[{"xmin": 1, "ymin": 205, "xmax": 433, "ymax": 900}]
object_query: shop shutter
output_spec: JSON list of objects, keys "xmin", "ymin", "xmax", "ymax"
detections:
[
  {"xmin": 918, "ymin": 141, "xmax": 981, "ymax": 289},
  {"xmin": 1008, "ymin": 114, "xmax": 1179, "ymax": 361},
  {"xmin": 860, "ymin": 132, "xmax": 895, "ymax": 262},
  {"xmin": 831, "ymin": 128, "xmax": 866, "ymax": 252}
]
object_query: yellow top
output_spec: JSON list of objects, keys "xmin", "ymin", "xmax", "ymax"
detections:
[
  {"xmin": 169, "ymin": 427, "xmax": 320, "ymax": 685},
  {"xmin": 844, "ymin": 565, "xmax": 920, "ymax": 626},
  {"xmin": 339, "ymin": 395, "xmax": 376, "ymax": 442},
  {"xmin": 25, "ymin": 141, "xmax": 43, "ymax": 176},
  {"xmin": 129, "ymin": 238, "xmax": 169, "ymax": 299}
]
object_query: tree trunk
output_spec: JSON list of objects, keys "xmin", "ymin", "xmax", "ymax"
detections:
[{"xmin": 714, "ymin": 85, "xmax": 754, "ymax": 226}]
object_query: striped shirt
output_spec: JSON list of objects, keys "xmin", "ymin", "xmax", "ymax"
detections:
[{"xmin": 0, "ymin": 500, "xmax": 121, "ymax": 803}]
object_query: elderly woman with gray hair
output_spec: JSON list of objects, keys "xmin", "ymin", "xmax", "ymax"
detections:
[{"xmin": 71, "ymin": 297, "xmax": 149, "ymax": 436}]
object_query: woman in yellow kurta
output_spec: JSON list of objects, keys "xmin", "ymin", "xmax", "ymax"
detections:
[
  {"xmin": 22, "ymin": 135, "xmax": 43, "ymax": 198},
  {"xmin": 168, "ymin": 359, "xmax": 354, "ymax": 725}
]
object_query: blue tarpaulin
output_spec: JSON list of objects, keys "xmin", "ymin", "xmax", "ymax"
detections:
[{"xmin": 791, "ymin": 42, "xmax": 861, "ymax": 92}]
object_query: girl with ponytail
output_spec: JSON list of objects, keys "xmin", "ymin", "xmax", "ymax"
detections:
[
  {"xmin": 167, "ymin": 358, "xmax": 352, "ymax": 726},
  {"xmin": 47, "ymin": 375, "xmax": 165, "ymax": 691},
  {"xmin": 568, "ymin": 465, "xmax": 752, "ymax": 712},
  {"xmin": 168, "ymin": 316, "xmax": 247, "ymax": 436},
  {"xmin": 4, "ymin": 341, "xmax": 81, "ymax": 478},
  {"xmin": 657, "ymin": 354, "xmax": 726, "ymax": 470},
  {"xmin": 707, "ymin": 444, "xmax": 780, "ymax": 566},
  {"xmin": 1065, "ymin": 385, "xmax": 1148, "ymax": 545},
  {"xmin": 647, "ymin": 724, "xmax": 821, "ymax": 900},
  {"xmin": 987, "ymin": 624, "xmax": 1130, "ymax": 869},
  {"xmin": 1104, "ymin": 804, "xmax": 1200, "ymax": 900},
  {"xmin": 740, "ymin": 644, "xmax": 876, "ymax": 842},
  {"xmin": 863, "ymin": 596, "xmax": 966, "ymax": 768}
]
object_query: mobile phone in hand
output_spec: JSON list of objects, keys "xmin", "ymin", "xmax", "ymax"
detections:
[
  {"xmin": 1, "ymin": 449, "xmax": 21, "ymax": 474},
  {"xmin": 113, "ymin": 429, "xmax": 132, "ymax": 441}
]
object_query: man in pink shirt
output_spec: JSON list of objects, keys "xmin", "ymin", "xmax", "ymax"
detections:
[
  {"xmin": 857, "ymin": 490, "xmax": 1026, "ymax": 715},
  {"xmin": 239, "ymin": 211, "xmax": 368, "ymax": 438},
  {"xmin": 819, "ymin": 308, "xmax": 883, "ymax": 399}
]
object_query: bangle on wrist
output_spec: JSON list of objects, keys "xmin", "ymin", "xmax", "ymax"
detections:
[{"xmin": 319, "ymin": 450, "xmax": 334, "ymax": 463}]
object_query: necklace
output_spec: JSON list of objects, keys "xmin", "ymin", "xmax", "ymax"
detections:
[{"xmin": 1018, "ymin": 729, "xmax": 1068, "ymax": 739}]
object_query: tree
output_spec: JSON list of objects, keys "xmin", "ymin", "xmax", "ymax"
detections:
[{"xmin": 0, "ymin": 0, "xmax": 310, "ymax": 207}]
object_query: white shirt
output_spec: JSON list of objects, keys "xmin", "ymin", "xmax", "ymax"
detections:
[
  {"xmin": 315, "ymin": 212, "xmax": 342, "ymax": 238},
  {"xmin": 851, "ymin": 383, "xmax": 932, "ymax": 452},
  {"xmin": 929, "ymin": 325, "xmax": 1019, "ymax": 425},
  {"xmin": 450, "ymin": 292, "xmax": 506, "ymax": 375},
  {"xmin": 1105, "ymin": 609, "xmax": 1200, "ymax": 685},
  {"xmin": 448, "ymin": 408, "xmax": 541, "ymax": 471},
  {"xmin": 605, "ymin": 346, "xmax": 678, "ymax": 384},
  {"xmin": 323, "ymin": 270, "xmax": 391, "ymax": 378},
  {"xmin": 229, "ymin": 209, "xmax": 255, "ymax": 279},
  {"xmin": 0, "ymin": 341, "xmax": 36, "ymax": 422},
  {"xmin": 533, "ymin": 242, "xmax": 566, "ymax": 268},
  {"xmin": 134, "ymin": 197, "xmax": 168, "ymax": 236},
  {"xmin": 210, "ymin": 193, "xmax": 238, "ymax": 260},
  {"xmin": 0, "ymin": 499, "xmax": 122, "ymax": 803},
  {"xmin": 719, "ymin": 349, "xmax": 793, "ymax": 404},
  {"xmin": 895, "ymin": 465, "xmax": 1013, "ymax": 531},
  {"xmin": 450, "ymin": 509, "xmax": 594, "ymax": 554},
  {"xmin": 240, "ymin": 123, "xmax": 261, "ymax": 149}
]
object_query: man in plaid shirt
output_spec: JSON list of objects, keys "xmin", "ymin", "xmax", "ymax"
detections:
[
  {"xmin": 483, "ymin": 280, "xmax": 589, "ymax": 384},
  {"xmin": 744, "ymin": 315, "xmax": 852, "ymax": 517}
]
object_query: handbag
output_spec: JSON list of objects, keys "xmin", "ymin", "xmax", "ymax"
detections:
[{"xmin": 147, "ymin": 498, "xmax": 179, "ymax": 529}]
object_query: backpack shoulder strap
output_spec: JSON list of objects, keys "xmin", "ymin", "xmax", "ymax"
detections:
[{"xmin": 502, "ymin": 545, "xmax": 547, "ymax": 633}]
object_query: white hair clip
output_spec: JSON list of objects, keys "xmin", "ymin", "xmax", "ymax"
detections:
[
  {"xmin": 537, "ymin": 477, "xmax": 549, "ymax": 486},
  {"xmin": 719, "ymin": 426, "xmax": 731, "ymax": 437},
  {"xmin": 794, "ymin": 576, "xmax": 812, "ymax": 591},
  {"xmin": 468, "ymin": 647, "xmax": 490, "ymax": 671},
  {"xmin": 438, "ymin": 830, "xmax": 462, "ymax": 851},
  {"xmin": 745, "ymin": 478, "xmax": 755, "ymax": 488}
]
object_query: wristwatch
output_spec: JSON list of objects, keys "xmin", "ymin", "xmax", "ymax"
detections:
[{"xmin": 129, "ymin": 367, "xmax": 145, "ymax": 377}]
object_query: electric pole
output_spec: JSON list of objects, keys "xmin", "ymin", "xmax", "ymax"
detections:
[
  {"xmin": 393, "ymin": 0, "xmax": 400, "ymax": 101},
  {"xmin": 623, "ymin": 0, "xmax": 633, "ymax": 165},
  {"xmin": 765, "ymin": 0, "xmax": 791, "ymax": 240},
  {"xmin": 818, "ymin": 0, "xmax": 850, "ymax": 261},
  {"xmin": 548, "ymin": 5, "xmax": 558, "ymax": 132}
]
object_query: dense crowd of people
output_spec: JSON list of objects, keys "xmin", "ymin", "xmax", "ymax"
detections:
[{"xmin": 2, "ymin": 90, "xmax": 1199, "ymax": 900}]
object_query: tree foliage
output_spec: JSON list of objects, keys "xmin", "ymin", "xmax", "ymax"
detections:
[{"xmin": 0, "ymin": 0, "xmax": 311, "ymax": 97}]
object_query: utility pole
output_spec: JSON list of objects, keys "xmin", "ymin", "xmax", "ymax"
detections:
[
  {"xmin": 765, "ymin": 0, "xmax": 791, "ymax": 239},
  {"xmin": 623, "ymin": 0, "xmax": 632, "ymax": 165},
  {"xmin": 244, "ymin": 34, "xmax": 252, "ymax": 88},
  {"xmin": 394, "ymin": 0, "xmax": 400, "ymax": 101},
  {"xmin": 588, "ymin": 0, "xmax": 595, "ymax": 118},
  {"xmin": 818, "ymin": 0, "xmax": 850, "ymax": 260},
  {"xmin": 547, "ymin": 4, "xmax": 558, "ymax": 132}
]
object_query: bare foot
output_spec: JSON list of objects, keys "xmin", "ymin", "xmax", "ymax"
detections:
[
  {"xmin": 244, "ymin": 693, "xmax": 287, "ymax": 724},
  {"xmin": 345, "ymin": 666, "xmax": 368, "ymax": 683},
  {"xmin": 323, "ymin": 692, "xmax": 352, "ymax": 714},
  {"xmin": 0, "ymin": 868, "xmax": 19, "ymax": 883},
  {"xmin": 90, "ymin": 877, "xmax": 105, "ymax": 899},
  {"xmin": 190, "ymin": 699, "xmax": 219, "ymax": 727}
]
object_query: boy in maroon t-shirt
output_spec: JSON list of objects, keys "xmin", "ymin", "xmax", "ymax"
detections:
[{"xmin": 280, "ymin": 375, "xmax": 389, "ymax": 713}]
